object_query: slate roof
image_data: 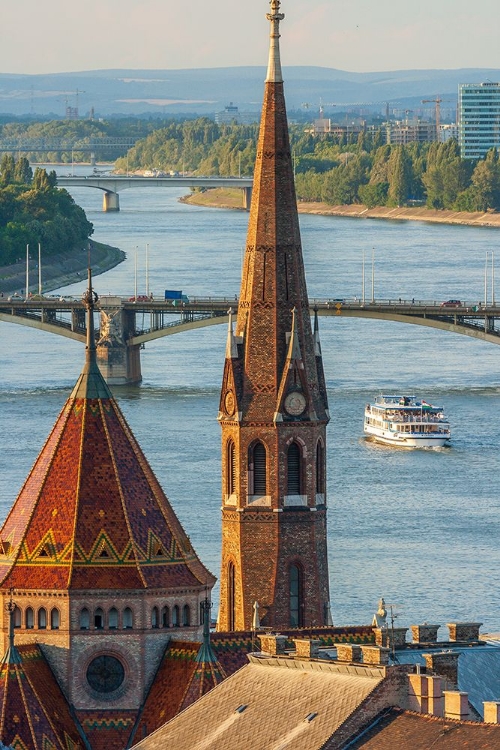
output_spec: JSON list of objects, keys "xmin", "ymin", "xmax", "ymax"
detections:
[
  {"xmin": 0, "ymin": 643, "xmax": 84, "ymax": 750},
  {"xmin": 396, "ymin": 643, "xmax": 500, "ymax": 717},
  {"xmin": 130, "ymin": 655, "xmax": 385, "ymax": 750},
  {"xmin": 347, "ymin": 708, "xmax": 500, "ymax": 749},
  {"xmin": 0, "ymin": 277, "xmax": 215, "ymax": 593}
]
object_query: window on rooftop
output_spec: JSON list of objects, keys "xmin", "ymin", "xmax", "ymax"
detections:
[
  {"xmin": 109, "ymin": 607, "xmax": 118, "ymax": 629},
  {"xmin": 50, "ymin": 608, "xmax": 60, "ymax": 630},
  {"xmin": 183, "ymin": 604, "xmax": 191, "ymax": 627},
  {"xmin": 172, "ymin": 605, "xmax": 179, "ymax": 628},
  {"xmin": 161, "ymin": 606, "xmax": 170, "ymax": 628},
  {"xmin": 80, "ymin": 608, "xmax": 90, "ymax": 630},
  {"xmin": 26, "ymin": 607, "xmax": 34, "ymax": 630},
  {"xmin": 152, "ymin": 606, "xmax": 159, "ymax": 629},
  {"xmin": 94, "ymin": 608, "xmax": 104, "ymax": 630}
]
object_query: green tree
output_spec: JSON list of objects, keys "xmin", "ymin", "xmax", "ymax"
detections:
[{"xmin": 387, "ymin": 146, "xmax": 412, "ymax": 206}]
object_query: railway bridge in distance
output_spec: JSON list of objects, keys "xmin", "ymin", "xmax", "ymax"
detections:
[{"xmin": 1, "ymin": 296, "xmax": 499, "ymax": 385}]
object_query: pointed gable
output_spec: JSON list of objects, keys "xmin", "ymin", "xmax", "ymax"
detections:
[{"xmin": 0, "ymin": 274, "xmax": 215, "ymax": 593}]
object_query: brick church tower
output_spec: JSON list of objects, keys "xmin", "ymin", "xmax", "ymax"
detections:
[{"xmin": 217, "ymin": 0, "xmax": 332, "ymax": 632}]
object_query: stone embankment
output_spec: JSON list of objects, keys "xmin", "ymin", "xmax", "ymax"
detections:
[
  {"xmin": 0, "ymin": 242, "xmax": 125, "ymax": 297},
  {"xmin": 182, "ymin": 188, "xmax": 500, "ymax": 228}
]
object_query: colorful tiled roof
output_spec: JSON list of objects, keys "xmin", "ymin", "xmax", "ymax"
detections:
[
  {"xmin": 0, "ymin": 642, "xmax": 84, "ymax": 750},
  {"xmin": 0, "ymin": 273, "xmax": 215, "ymax": 592}
]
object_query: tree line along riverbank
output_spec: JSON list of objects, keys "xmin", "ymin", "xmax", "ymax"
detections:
[
  {"xmin": 0, "ymin": 242, "xmax": 125, "ymax": 297},
  {"xmin": 182, "ymin": 188, "xmax": 500, "ymax": 228}
]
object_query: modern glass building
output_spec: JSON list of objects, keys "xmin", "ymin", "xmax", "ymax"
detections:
[{"xmin": 459, "ymin": 82, "xmax": 500, "ymax": 159}]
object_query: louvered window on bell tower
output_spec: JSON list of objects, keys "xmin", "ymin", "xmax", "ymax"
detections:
[
  {"xmin": 287, "ymin": 443, "xmax": 301, "ymax": 495},
  {"xmin": 253, "ymin": 442, "xmax": 267, "ymax": 495},
  {"xmin": 227, "ymin": 440, "xmax": 236, "ymax": 495},
  {"xmin": 316, "ymin": 441, "xmax": 325, "ymax": 494},
  {"xmin": 289, "ymin": 564, "xmax": 304, "ymax": 627}
]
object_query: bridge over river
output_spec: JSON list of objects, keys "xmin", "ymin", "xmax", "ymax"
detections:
[
  {"xmin": 1, "ymin": 295, "xmax": 499, "ymax": 384},
  {"xmin": 56, "ymin": 175, "xmax": 254, "ymax": 211}
]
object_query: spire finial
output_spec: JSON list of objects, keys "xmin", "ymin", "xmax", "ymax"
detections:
[
  {"xmin": 82, "ymin": 267, "xmax": 99, "ymax": 364},
  {"xmin": 266, "ymin": 0, "xmax": 284, "ymax": 83}
]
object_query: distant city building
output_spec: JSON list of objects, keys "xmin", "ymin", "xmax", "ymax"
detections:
[
  {"xmin": 459, "ymin": 82, "xmax": 500, "ymax": 159},
  {"xmin": 439, "ymin": 123, "xmax": 459, "ymax": 143},
  {"xmin": 386, "ymin": 120, "xmax": 436, "ymax": 145},
  {"xmin": 215, "ymin": 102, "xmax": 258, "ymax": 125}
]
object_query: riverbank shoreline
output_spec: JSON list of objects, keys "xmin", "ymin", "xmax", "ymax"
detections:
[
  {"xmin": 0, "ymin": 242, "xmax": 126, "ymax": 297},
  {"xmin": 182, "ymin": 188, "xmax": 500, "ymax": 227}
]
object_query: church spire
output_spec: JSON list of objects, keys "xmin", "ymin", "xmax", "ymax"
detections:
[
  {"xmin": 266, "ymin": 0, "xmax": 284, "ymax": 83},
  {"xmin": 218, "ymin": 0, "xmax": 331, "ymax": 633}
]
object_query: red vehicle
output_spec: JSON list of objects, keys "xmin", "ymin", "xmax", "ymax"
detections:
[{"xmin": 440, "ymin": 299, "xmax": 462, "ymax": 307}]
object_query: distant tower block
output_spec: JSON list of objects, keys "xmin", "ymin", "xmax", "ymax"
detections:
[{"xmin": 217, "ymin": 1, "xmax": 331, "ymax": 632}]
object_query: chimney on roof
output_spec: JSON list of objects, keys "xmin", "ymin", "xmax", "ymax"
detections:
[
  {"xmin": 293, "ymin": 638, "xmax": 320, "ymax": 659},
  {"xmin": 411, "ymin": 624, "xmax": 440, "ymax": 644},
  {"xmin": 408, "ymin": 673, "xmax": 443, "ymax": 717},
  {"xmin": 360, "ymin": 645, "xmax": 390, "ymax": 666},
  {"xmin": 259, "ymin": 634, "xmax": 287, "ymax": 656},
  {"xmin": 444, "ymin": 690, "xmax": 470, "ymax": 721},
  {"xmin": 424, "ymin": 651, "xmax": 460, "ymax": 688},
  {"xmin": 484, "ymin": 701, "xmax": 500, "ymax": 724},
  {"xmin": 373, "ymin": 626, "xmax": 408, "ymax": 650},
  {"xmin": 447, "ymin": 622, "xmax": 482, "ymax": 642},
  {"xmin": 336, "ymin": 644, "xmax": 362, "ymax": 663}
]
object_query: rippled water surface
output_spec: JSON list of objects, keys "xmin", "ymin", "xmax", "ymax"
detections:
[{"xmin": 2, "ymin": 169, "xmax": 500, "ymax": 631}]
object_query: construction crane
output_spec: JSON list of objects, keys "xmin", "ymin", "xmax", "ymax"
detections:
[{"xmin": 421, "ymin": 97, "xmax": 443, "ymax": 140}]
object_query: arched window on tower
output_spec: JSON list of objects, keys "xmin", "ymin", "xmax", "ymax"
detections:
[
  {"xmin": 38, "ymin": 607, "xmax": 47, "ymax": 630},
  {"xmin": 151, "ymin": 607, "xmax": 159, "ymax": 629},
  {"xmin": 228, "ymin": 561, "xmax": 236, "ymax": 632},
  {"xmin": 13, "ymin": 606, "xmax": 21, "ymax": 629},
  {"xmin": 161, "ymin": 606, "xmax": 170, "ymax": 628},
  {"xmin": 172, "ymin": 605, "xmax": 179, "ymax": 628},
  {"xmin": 80, "ymin": 608, "xmax": 90, "ymax": 630},
  {"xmin": 227, "ymin": 440, "xmax": 237, "ymax": 497},
  {"xmin": 26, "ymin": 607, "xmax": 34, "ymax": 630},
  {"xmin": 94, "ymin": 608, "xmax": 104, "ymax": 630},
  {"xmin": 109, "ymin": 608, "xmax": 118, "ymax": 629},
  {"xmin": 251, "ymin": 441, "xmax": 267, "ymax": 495},
  {"xmin": 50, "ymin": 608, "xmax": 60, "ymax": 630},
  {"xmin": 316, "ymin": 440, "xmax": 325, "ymax": 497},
  {"xmin": 123, "ymin": 607, "xmax": 133, "ymax": 629},
  {"xmin": 183, "ymin": 605, "xmax": 191, "ymax": 627},
  {"xmin": 289, "ymin": 564, "xmax": 304, "ymax": 627},
  {"xmin": 287, "ymin": 442, "xmax": 302, "ymax": 496}
]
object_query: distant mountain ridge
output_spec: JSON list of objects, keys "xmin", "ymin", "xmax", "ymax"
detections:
[{"xmin": 1, "ymin": 66, "xmax": 499, "ymax": 117}]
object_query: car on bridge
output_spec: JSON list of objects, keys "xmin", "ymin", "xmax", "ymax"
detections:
[{"xmin": 440, "ymin": 299, "xmax": 462, "ymax": 307}]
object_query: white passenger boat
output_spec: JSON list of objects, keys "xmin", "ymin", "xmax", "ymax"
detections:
[{"xmin": 364, "ymin": 395, "xmax": 451, "ymax": 448}]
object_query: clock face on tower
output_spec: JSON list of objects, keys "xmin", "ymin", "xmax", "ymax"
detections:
[{"xmin": 284, "ymin": 391, "xmax": 306, "ymax": 416}]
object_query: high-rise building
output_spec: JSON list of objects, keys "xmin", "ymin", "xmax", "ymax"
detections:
[
  {"xmin": 217, "ymin": 0, "xmax": 331, "ymax": 632},
  {"xmin": 458, "ymin": 82, "xmax": 500, "ymax": 159}
]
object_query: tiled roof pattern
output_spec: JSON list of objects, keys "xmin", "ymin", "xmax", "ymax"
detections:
[
  {"xmin": 0, "ymin": 374, "xmax": 214, "ymax": 592},
  {"xmin": 130, "ymin": 658, "xmax": 383, "ymax": 750},
  {"xmin": 131, "ymin": 641, "xmax": 199, "ymax": 743},
  {"xmin": 78, "ymin": 710, "xmax": 137, "ymax": 750},
  {"xmin": 0, "ymin": 643, "xmax": 83, "ymax": 750},
  {"xmin": 347, "ymin": 708, "xmax": 500, "ymax": 748}
]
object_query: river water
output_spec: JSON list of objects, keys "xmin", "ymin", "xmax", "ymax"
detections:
[{"xmin": 2, "ymin": 169, "xmax": 500, "ymax": 633}]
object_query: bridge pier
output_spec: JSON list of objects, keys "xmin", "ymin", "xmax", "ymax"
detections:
[
  {"xmin": 97, "ymin": 342, "xmax": 142, "ymax": 385},
  {"xmin": 242, "ymin": 186, "xmax": 252, "ymax": 210},
  {"xmin": 96, "ymin": 303, "xmax": 142, "ymax": 384},
  {"xmin": 103, "ymin": 191, "xmax": 120, "ymax": 212}
]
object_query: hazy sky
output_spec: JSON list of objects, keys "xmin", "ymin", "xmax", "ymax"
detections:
[{"xmin": 2, "ymin": 0, "xmax": 499, "ymax": 75}]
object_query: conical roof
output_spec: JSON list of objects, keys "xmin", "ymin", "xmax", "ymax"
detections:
[
  {"xmin": 178, "ymin": 598, "xmax": 226, "ymax": 710},
  {"xmin": 0, "ymin": 273, "xmax": 215, "ymax": 592},
  {"xmin": 0, "ymin": 607, "xmax": 84, "ymax": 750}
]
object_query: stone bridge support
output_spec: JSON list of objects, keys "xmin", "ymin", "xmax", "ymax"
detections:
[
  {"xmin": 96, "ymin": 303, "xmax": 141, "ymax": 385},
  {"xmin": 242, "ymin": 186, "xmax": 253, "ymax": 210},
  {"xmin": 102, "ymin": 191, "xmax": 120, "ymax": 212}
]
